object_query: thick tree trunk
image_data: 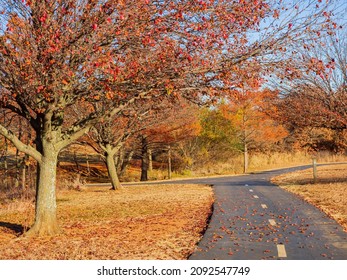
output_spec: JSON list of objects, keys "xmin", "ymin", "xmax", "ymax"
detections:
[
  {"xmin": 26, "ymin": 149, "xmax": 59, "ymax": 236},
  {"xmin": 106, "ymin": 152, "xmax": 122, "ymax": 190}
]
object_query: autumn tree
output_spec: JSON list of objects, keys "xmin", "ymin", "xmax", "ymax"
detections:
[
  {"xmin": 0, "ymin": 108, "xmax": 33, "ymax": 191},
  {"xmin": 0, "ymin": 0, "xmax": 338, "ymax": 236},
  {"xmin": 187, "ymin": 107, "xmax": 241, "ymax": 165},
  {"xmin": 271, "ymin": 29, "xmax": 347, "ymax": 152},
  {"xmin": 0, "ymin": 0, "xmax": 190, "ymax": 235},
  {"xmin": 91, "ymin": 98, "xmax": 201, "ymax": 183},
  {"xmin": 82, "ymin": 110, "xmax": 140, "ymax": 190},
  {"xmin": 85, "ymin": 97, "xmax": 183, "ymax": 189},
  {"xmin": 135, "ymin": 101, "xmax": 201, "ymax": 181},
  {"xmin": 220, "ymin": 74, "xmax": 287, "ymax": 173}
]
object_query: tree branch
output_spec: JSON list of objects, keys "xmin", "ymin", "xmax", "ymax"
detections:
[
  {"xmin": 58, "ymin": 90, "xmax": 154, "ymax": 150},
  {"xmin": 0, "ymin": 123, "xmax": 42, "ymax": 163}
]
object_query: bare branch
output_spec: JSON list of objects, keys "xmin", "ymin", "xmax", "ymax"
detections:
[{"xmin": 0, "ymin": 123, "xmax": 42, "ymax": 163}]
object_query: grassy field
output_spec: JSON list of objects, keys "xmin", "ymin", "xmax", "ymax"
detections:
[
  {"xmin": 122, "ymin": 151, "xmax": 347, "ymax": 181},
  {"xmin": 0, "ymin": 184, "xmax": 213, "ymax": 260},
  {"xmin": 272, "ymin": 163, "xmax": 347, "ymax": 231}
]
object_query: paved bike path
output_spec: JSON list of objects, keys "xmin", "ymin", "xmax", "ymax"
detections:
[{"xmin": 162, "ymin": 166, "xmax": 347, "ymax": 260}]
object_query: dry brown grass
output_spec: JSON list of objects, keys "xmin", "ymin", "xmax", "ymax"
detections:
[
  {"xmin": 249, "ymin": 151, "xmax": 347, "ymax": 172},
  {"xmin": 138, "ymin": 151, "xmax": 347, "ymax": 180},
  {"xmin": 272, "ymin": 163, "xmax": 347, "ymax": 231},
  {"xmin": 0, "ymin": 184, "xmax": 213, "ymax": 260}
]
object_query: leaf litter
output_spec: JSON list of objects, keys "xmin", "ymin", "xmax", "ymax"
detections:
[{"xmin": 0, "ymin": 184, "xmax": 213, "ymax": 259}]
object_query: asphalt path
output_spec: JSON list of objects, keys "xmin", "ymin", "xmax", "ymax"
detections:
[
  {"xmin": 90, "ymin": 165, "xmax": 347, "ymax": 259},
  {"xmin": 143, "ymin": 165, "xmax": 347, "ymax": 260}
]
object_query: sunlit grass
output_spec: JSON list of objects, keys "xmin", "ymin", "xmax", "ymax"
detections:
[
  {"xmin": 0, "ymin": 184, "xmax": 213, "ymax": 259},
  {"xmin": 272, "ymin": 164, "xmax": 347, "ymax": 231}
]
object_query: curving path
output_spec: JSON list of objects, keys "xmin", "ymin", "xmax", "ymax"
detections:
[{"xmin": 157, "ymin": 165, "xmax": 347, "ymax": 260}]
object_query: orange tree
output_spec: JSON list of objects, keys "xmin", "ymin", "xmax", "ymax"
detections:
[
  {"xmin": 220, "ymin": 75, "xmax": 287, "ymax": 173},
  {"xmin": 84, "ymin": 97, "xmax": 197, "ymax": 187},
  {"xmin": 135, "ymin": 101, "xmax": 200, "ymax": 181},
  {"xmin": 0, "ymin": 0, "xmax": 338, "ymax": 236}
]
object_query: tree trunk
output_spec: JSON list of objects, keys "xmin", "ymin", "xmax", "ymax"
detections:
[
  {"xmin": 243, "ymin": 142, "xmax": 248, "ymax": 174},
  {"xmin": 116, "ymin": 149, "xmax": 123, "ymax": 174},
  {"xmin": 140, "ymin": 137, "xmax": 149, "ymax": 181},
  {"xmin": 120, "ymin": 150, "xmax": 133, "ymax": 177},
  {"xmin": 4, "ymin": 138, "xmax": 8, "ymax": 189},
  {"xmin": 106, "ymin": 152, "xmax": 122, "ymax": 190},
  {"xmin": 14, "ymin": 148, "xmax": 20, "ymax": 188},
  {"xmin": 21, "ymin": 163, "xmax": 26, "ymax": 191},
  {"xmin": 73, "ymin": 151, "xmax": 80, "ymax": 171},
  {"xmin": 21, "ymin": 154, "xmax": 28, "ymax": 191},
  {"xmin": 26, "ymin": 148, "xmax": 59, "ymax": 236},
  {"xmin": 86, "ymin": 155, "xmax": 90, "ymax": 176},
  {"xmin": 168, "ymin": 145, "xmax": 172, "ymax": 179},
  {"xmin": 3, "ymin": 112, "xmax": 8, "ymax": 189},
  {"xmin": 148, "ymin": 148, "xmax": 153, "ymax": 172}
]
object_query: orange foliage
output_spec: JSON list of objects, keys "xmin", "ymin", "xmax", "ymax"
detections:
[{"xmin": 220, "ymin": 77, "xmax": 288, "ymax": 151}]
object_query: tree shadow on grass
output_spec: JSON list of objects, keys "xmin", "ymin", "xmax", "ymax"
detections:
[
  {"xmin": 286, "ymin": 176, "xmax": 347, "ymax": 186},
  {"xmin": 0, "ymin": 221, "xmax": 24, "ymax": 235}
]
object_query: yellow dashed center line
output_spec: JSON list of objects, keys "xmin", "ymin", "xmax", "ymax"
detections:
[{"xmin": 277, "ymin": 244, "xmax": 287, "ymax": 258}]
